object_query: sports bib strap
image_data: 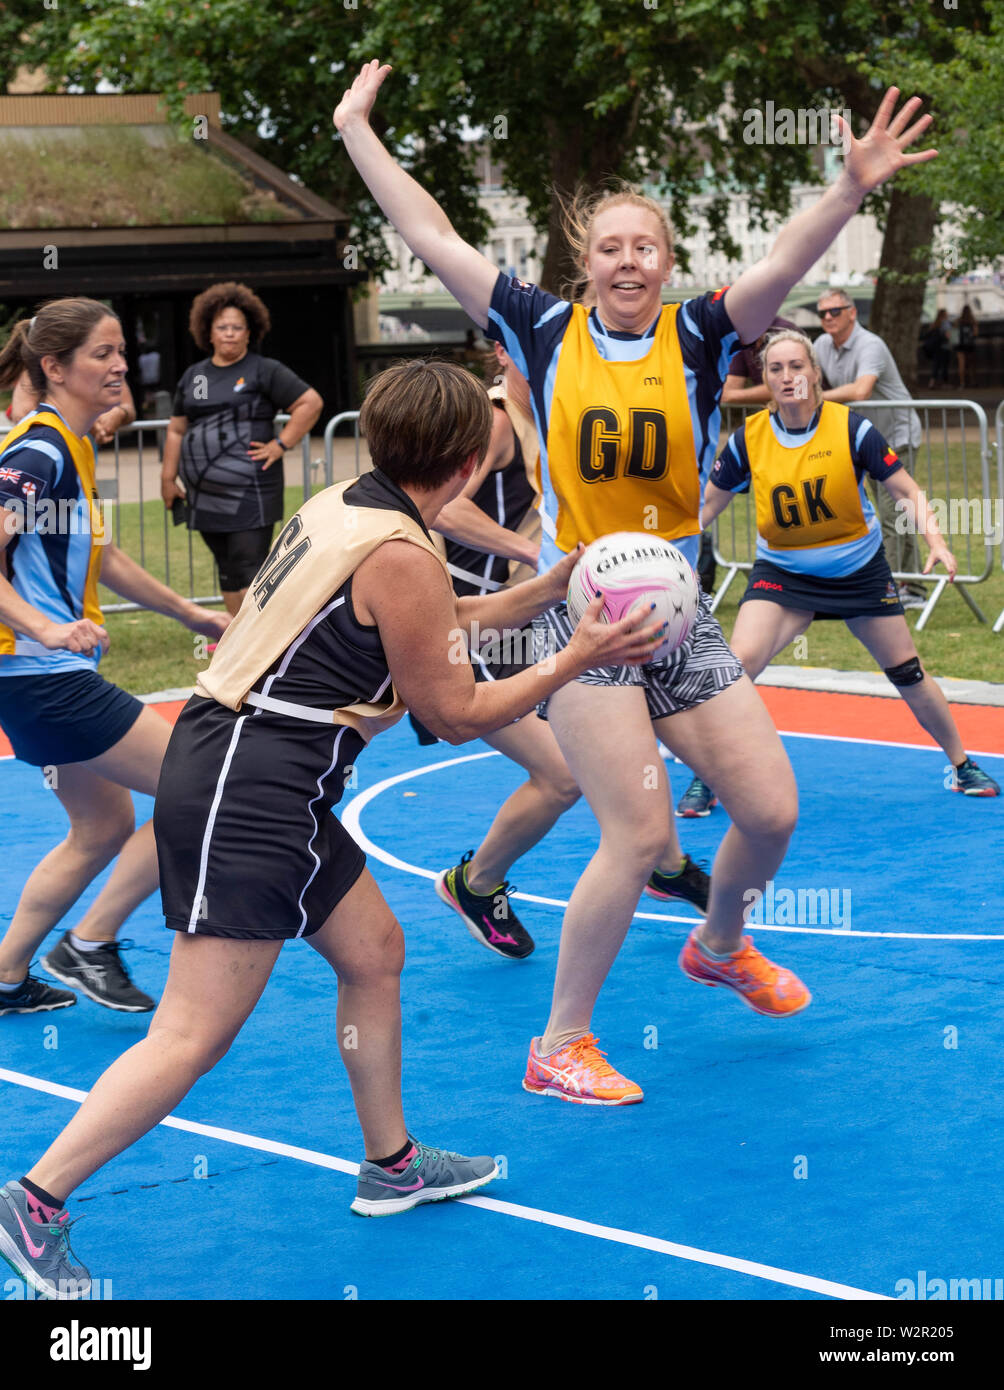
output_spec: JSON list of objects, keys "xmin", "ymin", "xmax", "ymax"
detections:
[
  {"xmin": 12, "ymin": 638, "xmax": 55, "ymax": 658},
  {"xmin": 243, "ymin": 690, "xmax": 342, "ymax": 724},
  {"xmin": 446, "ymin": 561, "xmax": 503, "ymax": 592}
]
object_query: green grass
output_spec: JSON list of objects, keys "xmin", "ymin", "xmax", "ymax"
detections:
[
  {"xmin": 0, "ymin": 129, "xmax": 290, "ymax": 229},
  {"xmin": 98, "ymin": 470, "xmax": 1004, "ymax": 697},
  {"xmin": 97, "ymin": 488, "xmax": 311, "ymax": 693},
  {"xmin": 709, "ymin": 433, "xmax": 1004, "ymax": 684}
]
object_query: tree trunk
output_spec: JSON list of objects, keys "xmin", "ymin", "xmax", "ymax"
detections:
[
  {"xmin": 538, "ymin": 110, "xmax": 636, "ymax": 296},
  {"xmin": 869, "ymin": 185, "xmax": 938, "ymax": 392}
]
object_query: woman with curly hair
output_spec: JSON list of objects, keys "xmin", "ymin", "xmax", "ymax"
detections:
[{"xmin": 160, "ymin": 282, "xmax": 323, "ymax": 614}]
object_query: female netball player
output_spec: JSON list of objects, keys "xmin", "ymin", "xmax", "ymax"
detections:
[
  {"xmin": 0, "ymin": 360, "xmax": 668, "ymax": 1296},
  {"xmin": 335, "ymin": 62, "xmax": 936, "ymax": 1104},
  {"xmin": 0, "ymin": 301, "xmax": 228, "ymax": 1019},
  {"xmin": 700, "ymin": 329, "xmax": 998, "ymax": 796},
  {"xmin": 432, "ymin": 346, "xmax": 709, "ymax": 959}
]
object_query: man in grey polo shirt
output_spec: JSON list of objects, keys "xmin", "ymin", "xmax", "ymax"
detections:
[{"xmin": 815, "ymin": 288, "xmax": 926, "ymax": 605}]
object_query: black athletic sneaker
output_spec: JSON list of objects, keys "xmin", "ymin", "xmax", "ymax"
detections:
[
  {"xmin": 643, "ymin": 855, "xmax": 710, "ymax": 912},
  {"xmin": 41, "ymin": 933, "xmax": 155, "ymax": 1012},
  {"xmin": 675, "ymin": 776, "xmax": 717, "ymax": 817},
  {"xmin": 0, "ymin": 974, "xmax": 77, "ymax": 1016},
  {"xmin": 434, "ymin": 851, "xmax": 535, "ymax": 959},
  {"xmin": 952, "ymin": 758, "xmax": 1000, "ymax": 797}
]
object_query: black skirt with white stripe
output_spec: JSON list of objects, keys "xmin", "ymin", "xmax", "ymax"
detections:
[{"xmin": 154, "ymin": 695, "xmax": 366, "ymax": 940}]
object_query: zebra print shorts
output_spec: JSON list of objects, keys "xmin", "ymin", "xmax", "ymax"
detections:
[{"xmin": 531, "ymin": 589, "xmax": 745, "ymax": 721}]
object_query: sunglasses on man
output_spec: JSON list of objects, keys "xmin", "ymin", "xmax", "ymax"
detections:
[{"xmin": 818, "ymin": 305, "xmax": 851, "ymax": 319}]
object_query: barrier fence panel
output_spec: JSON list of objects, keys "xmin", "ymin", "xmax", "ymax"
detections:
[
  {"xmin": 990, "ymin": 400, "xmax": 995, "ymax": 636},
  {"xmin": 323, "ymin": 411, "xmax": 364, "ymax": 487},
  {"xmin": 711, "ymin": 398, "xmax": 998, "ymax": 633},
  {"xmin": 0, "ymin": 415, "xmax": 311, "ymax": 614}
]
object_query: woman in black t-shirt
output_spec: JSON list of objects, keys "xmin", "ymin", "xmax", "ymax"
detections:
[{"xmin": 161, "ymin": 282, "xmax": 323, "ymax": 614}]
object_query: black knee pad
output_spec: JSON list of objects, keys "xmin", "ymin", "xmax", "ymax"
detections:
[{"xmin": 884, "ymin": 656, "xmax": 923, "ymax": 688}]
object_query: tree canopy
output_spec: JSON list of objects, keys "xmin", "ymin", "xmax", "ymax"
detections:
[{"xmin": 4, "ymin": 0, "xmax": 1000, "ymax": 370}]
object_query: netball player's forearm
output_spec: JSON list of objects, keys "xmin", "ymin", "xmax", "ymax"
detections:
[
  {"xmin": 340, "ymin": 119, "xmax": 454, "ymax": 263},
  {"xmin": 0, "ymin": 573, "xmax": 52, "ymax": 642},
  {"xmin": 435, "ymin": 503, "xmax": 537, "ymax": 564},
  {"xmin": 700, "ymin": 485, "xmax": 733, "ymax": 531},
  {"xmin": 454, "ymin": 649, "xmax": 584, "ymax": 741},
  {"xmin": 99, "ymin": 546, "xmax": 202, "ymax": 627},
  {"xmin": 456, "ymin": 573, "xmax": 558, "ymax": 639},
  {"xmin": 730, "ymin": 175, "xmax": 864, "ymax": 335}
]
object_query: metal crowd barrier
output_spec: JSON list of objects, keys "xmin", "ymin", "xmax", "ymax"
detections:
[
  {"xmin": 92, "ymin": 414, "xmax": 307, "ymax": 614},
  {"xmin": 710, "ymin": 398, "xmax": 999, "ymax": 634},
  {"xmin": 5, "ymin": 401, "xmax": 1001, "ymax": 634},
  {"xmin": 323, "ymin": 410, "xmax": 365, "ymax": 485}
]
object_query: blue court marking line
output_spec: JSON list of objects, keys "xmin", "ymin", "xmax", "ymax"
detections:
[
  {"xmin": 341, "ymin": 747, "xmax": 1004, "ymax": 942},
  {"xmin": 0, "ymin": 1066, "xmax": 887, "ymax": 1301}
]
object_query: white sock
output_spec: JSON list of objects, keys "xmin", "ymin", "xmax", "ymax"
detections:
[
  {"xmin": 697, "ymin": 936, "xmax": 735, "ymax": 962},
  {"xmin": 69, "ymin": 932, "xmax": 109, "ymax": 953},
  {"xmin": 0, "ymin": 977, "xmax": 27, "ymax": 993}
]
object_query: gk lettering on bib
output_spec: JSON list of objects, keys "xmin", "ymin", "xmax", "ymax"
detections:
[{"xmin": 745, "ymin": 403, "xmax": 869, "ymax": 551}]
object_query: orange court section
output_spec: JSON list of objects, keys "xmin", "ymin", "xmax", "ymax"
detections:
[
  {"xmin": 1, "ymin": 688, "xmax": 1003, "ymax": 759},
  {"xmin": 757, "ymin": 687, "xmax": 1004, "ymax": 757}
]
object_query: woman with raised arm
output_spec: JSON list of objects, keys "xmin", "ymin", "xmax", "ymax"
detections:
[
  {"xmin": 336, "ymin": 64, "xmax": 936, "ymax": 1105},
  {"xmin": 0, "ymin": 300, "xmax": 229, "ymax": 1019},
  {"xmin": 0, "ymin": 359, "xmax": 668, "ymax": 1298},
  {"xmin": 701, "ymin": 329, "xmax": 997, "ymax": 798}
]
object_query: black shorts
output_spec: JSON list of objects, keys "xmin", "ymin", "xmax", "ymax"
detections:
[
  {"xmin": 199, "ymin": 525, "xmax": 275, "ymax": 591},
  {"xmin": 408, "ymin": 625, "xmax": 536, "ymax": 744},
  {"xmin": 532, "ymin": 590, "xmax": 744, "ymax": 721},
  {"xmin": 0, "ymin": 668, "xmax": 144, "ymax": 767},
  {"xmin": 739, "ymin": 546, "xmax": 905, "ymax": 620},
  {"xmin": 155, "ymin": 695, "xmax": 366, "ymax": 941}
]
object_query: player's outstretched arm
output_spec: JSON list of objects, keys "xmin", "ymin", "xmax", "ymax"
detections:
[
  {"xmin": 882, "ymin": 470, "xmax": 957, "ymax": 581},
  {"xmin": 700, "ymin": 481, "xmax": 734, "ymax": 532},
  {"xmin": 334, "ymin": 60, "xmax": 498, "ymax": 329},
  {"xmin": 725, "ymin": 88, "xmax": 937, "ymax": 344},
  {"xmin": 99, "ymin": 545, "xmax": 230, "ymax": 637},
  {"xmin": 354, "ymin": 540, "xmax": 664, "ymax": 742}
]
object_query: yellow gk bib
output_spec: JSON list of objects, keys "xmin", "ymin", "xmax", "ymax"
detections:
[
  {"xmin": 546, "ymin": 304, "xmax": 700, "ymax": 550},
  {"xmin": 745, "ymin": 403, "xmax": 867, "ymax": 551}
]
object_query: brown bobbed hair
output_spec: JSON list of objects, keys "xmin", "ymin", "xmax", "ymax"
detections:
[
  {"xmin": 359, "ymin": 360, "xmax": 493, "ymax": 491},
  {"xmin": 188, "ymin": 281, "xmax": 270, "ymax": 352},
  {"xmin": 0, "ymin": 298, "xmax": 120, "ymax": 393}
]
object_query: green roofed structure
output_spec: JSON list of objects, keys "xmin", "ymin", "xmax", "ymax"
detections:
[{"xmin": 0, "ymin": 93, "xmax": 364, "ymax": 414}]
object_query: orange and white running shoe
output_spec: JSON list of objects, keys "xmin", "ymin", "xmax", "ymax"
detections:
[
  {"xmin": 679, "ymin": 929, "xmax": 811, "ymax": 1017},
  {"xmin": 523, "ymin": 1033, "xmax": 643, "ymax": 1105}
]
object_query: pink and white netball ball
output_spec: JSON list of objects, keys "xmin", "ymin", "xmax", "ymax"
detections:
[{"xmin": 566, "ymin": 532, "xmax": 700, "ymax": 660}]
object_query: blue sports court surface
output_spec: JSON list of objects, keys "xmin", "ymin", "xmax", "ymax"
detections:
[{"xmin": 2, "ymin": 703, "xmax": 1003, "ymax": 1302}]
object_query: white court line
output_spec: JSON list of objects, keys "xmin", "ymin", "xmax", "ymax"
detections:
[
  {"xmin": 777, "ymin": 728, "xmax": 1004, "ymax": 762},
  {"xmin": 341, "ymin": 751, "xmax": 1004, "ymax": 942},
  {"xmin": 0, "ymin": 1066, "xmax": 887, "ymax": 1301}
]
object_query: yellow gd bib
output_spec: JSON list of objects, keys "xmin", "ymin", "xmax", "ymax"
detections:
[
  {"xmin": 745, "ymin": 403, "xmax": 868, "ymax": 551},
  {"xmin": 546, "ymin": 303, "xmax": 700, "ymax": 550},
  {"xmin": 0, "ymin": 410, "xmax": 105, "ymax": 658}
]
